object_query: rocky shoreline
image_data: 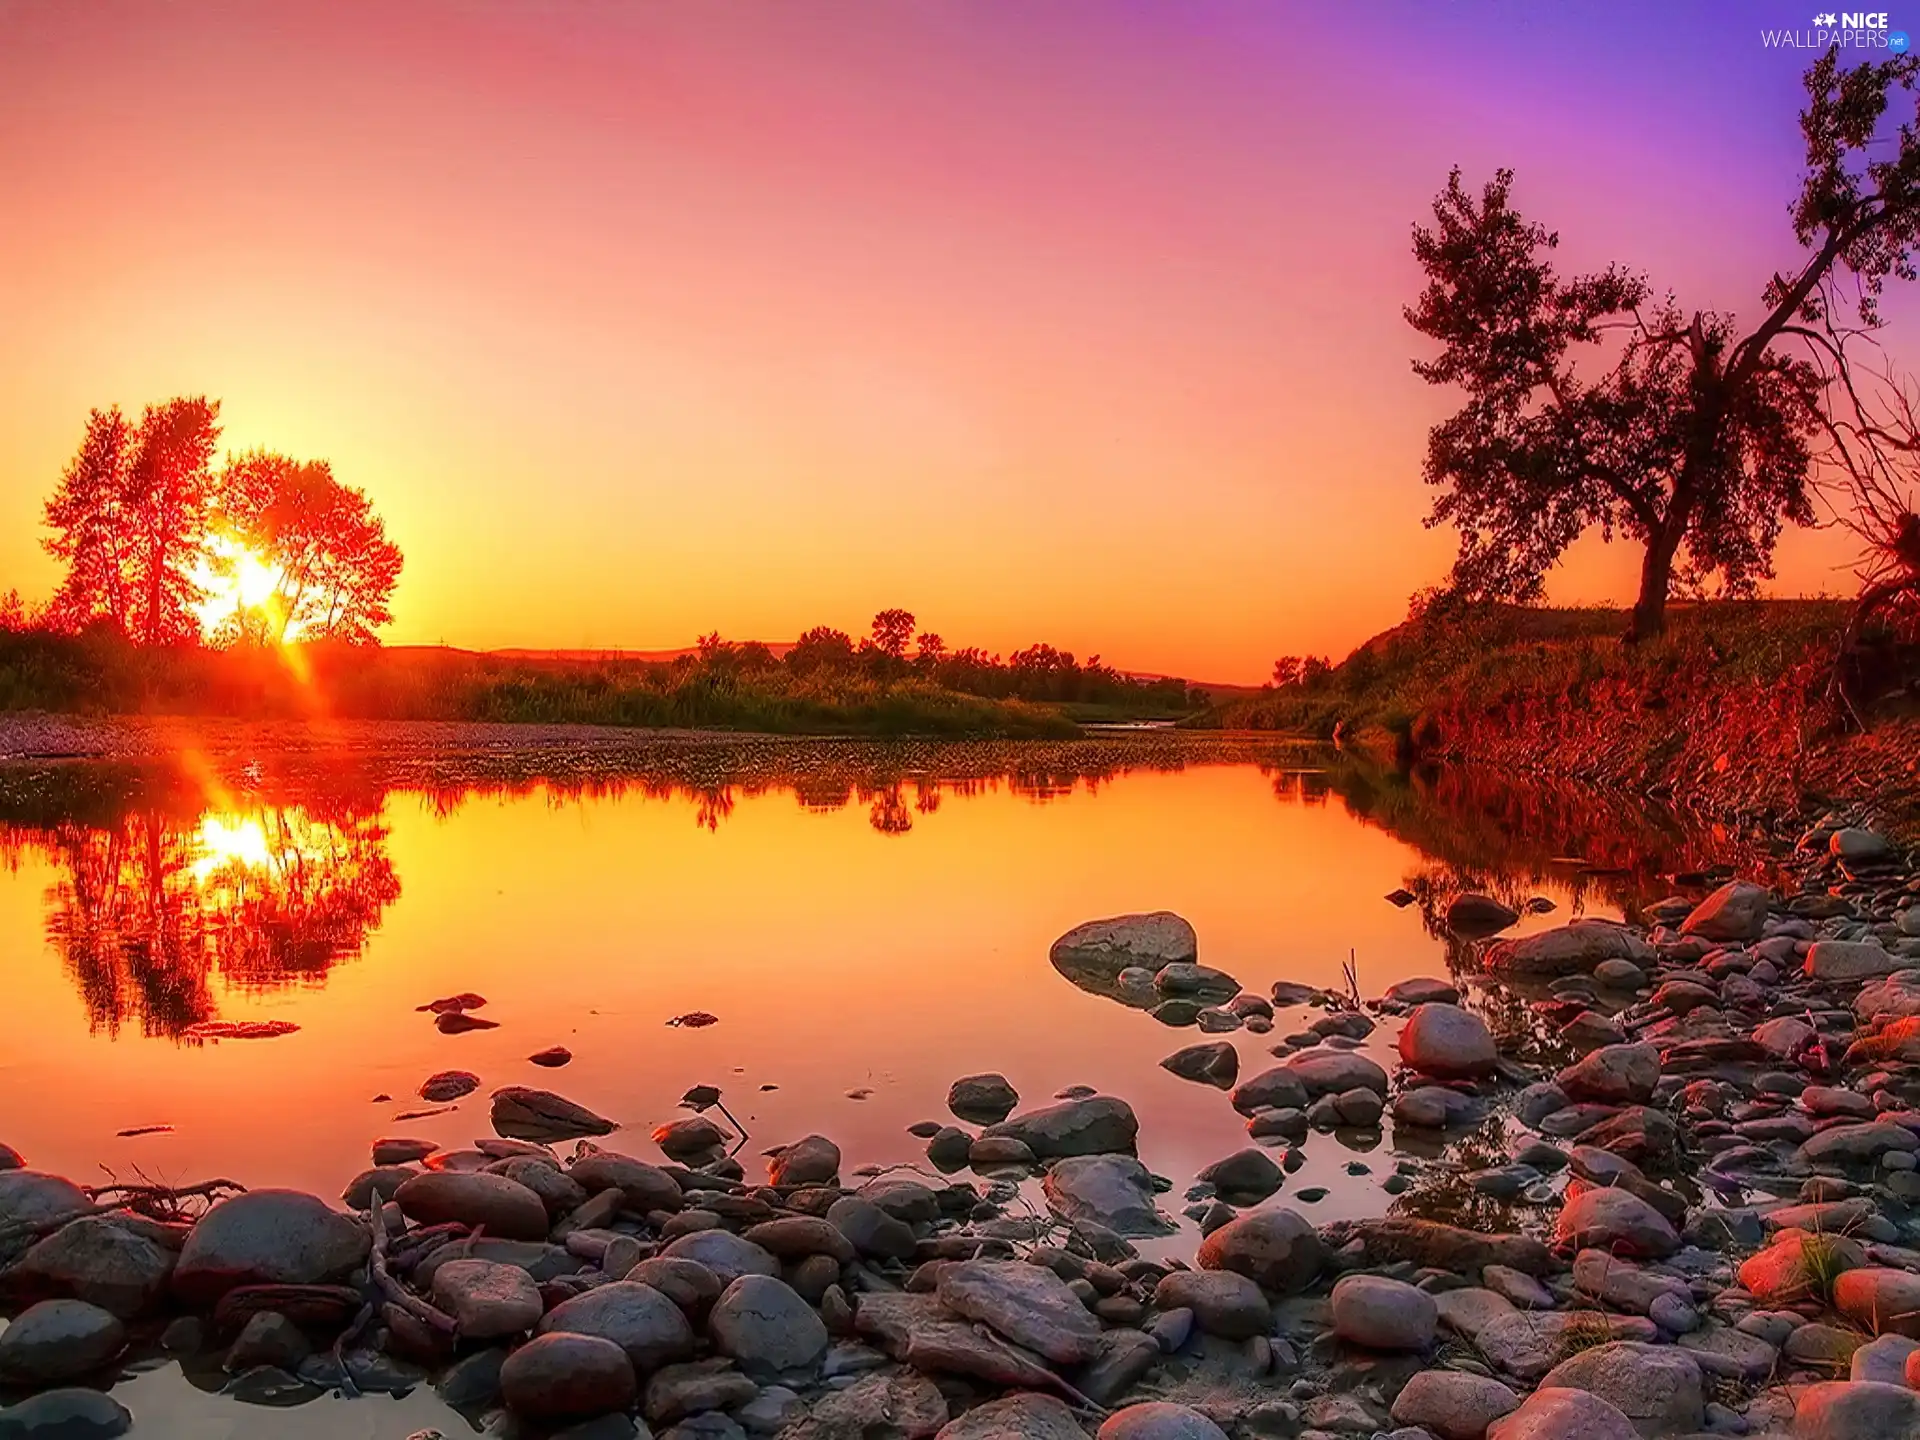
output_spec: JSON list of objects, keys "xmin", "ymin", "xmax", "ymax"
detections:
[{"xmin": 4, "ymin": 817, "xmax": 1920, "ymax": 1439}]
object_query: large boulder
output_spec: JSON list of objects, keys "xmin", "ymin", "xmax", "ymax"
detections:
[
  {"xmin": 982, "ymin": 1096, "xmax": 1137, "ymax": 1158},
  {"xmin": 1554, "ymin": 1187, "xmax": 1678, "ymax": 1258},
  {"xmin": 766, "ymin": 1135, "xmax": 840, "ymax": 1187},
  {"xmin": 567, "ymin": 1152, "xmax": 683, "ymax": 1213},
  {"xmin": 0, "ymin": 1172, "xmax": 90, "ymax": 1256},
  {"xmin": 708, "ymin": 1274, "xmax": 828, "ymax": 1379},
  {"xmin": 1483, "ymin": 921, "xmax": 1651, "ymax": 976},
  {"xmin": 1398, "ymin": 1003, "xmax": 1499, "ymax": 1078},
  {"xmin": 1097, "ymin": 1403, "xmax": 1230, "ymax": 1439},
  {"xmin": 0, "ymin": 1390, "xmax": 133, "ymax": 1437},
  {"xmin": 659, "ymin": 1230, "xmax": 781, "ymax": 1286},
  {"xmin": 936, "ymin": 1259, "xmax": 1102, "ymax": 1364},
  {"xmin": 1050, "ymin": 912, "xmax": 1197, "ymax": 973},
  {"xmin": 1806, "ymin": 940, "xmax": 1895, "ymax": 982},
  {"xmin": 1042, "ymin": 1155, "xmax": 1171, "ymax": 1236},
  {"xmin": 1195, "ymin": 1207, "xmax": 1325, "ymax": 1293},
  {"xmin": 1834, "ymin": 1268, "xmax": 1920, "ymax": 1339},
  {"xmin": 1682, "ymin": 882, "xmax": 1770, "ymax": 942},
  {"xmin": 947, "ymin": 1074, "xmax": 1020, "ymax": 1124},
  {"xmin": 1392, "ymin": 1370, "xmax": 1520, "ymax": 1440},
  {"xmin": 1152, "ymin": 1270, "xmax": 1272, "ymax": 1340},
  {"xmin": 538, "ymin": 1280, "xmax": 696, "ymax": 1374},
  {"xmin": 1536, "ymin": 1342, "xmax": 1702, "ymax": 1438},
  {"xmin": 394, "ymin": 1171, "xmax": 550, "ymax": 1240},
  {"xmin": 939, "ymin": 1393, "xmax": 1087, "ymax": 1439},
  {"xmin": 1330, "ymin": 1274, "xmax": 1436, "ymax": 1351},
  {"xmin": 1282, "ymin": 1048, "xmax": 1388, "ymax": 1096},
  {"xmin": 1488, "ymin": 1387, "xmax": 1640, "ymax": 1440},
  {"xmin": 491, "ymin": 1087, "xmax": 615, "ymax": 1142},
  {"xmin": 500, "ymin": 1332, "xmax": 636, "ymax": 1420},
  {"xmin": 172, "ymin": 1189, "xmax": 370, "ymax": 1304},
  {"xmin": 1558, "ymin": 1043, "xmax": 1660, "ymax": 1104},
  {"xmin": 431, "ymin": 1258, "xmax": 544, "ymax": 1339},
  {"xmin": 1793, "ymin": 1381, "xmax": 1920, "ymax": 1440},
  {"xmin": 0, "ymin": 1299, "xmax": 125, "ymax": 1385},
  {"xmin": 6, "ymin": 1216, "xmax": 175, "ymax": 1317}
]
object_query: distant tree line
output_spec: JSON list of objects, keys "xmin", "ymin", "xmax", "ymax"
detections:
[
  {"xmin": 15, "ymin": 395, "xmax": 402, "ymax": 646},
  {"xmin": 696, "ymin": 609, "xmax": 1196, "ymax": 709}
]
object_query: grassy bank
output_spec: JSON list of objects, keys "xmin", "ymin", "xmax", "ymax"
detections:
[
  {"xmin": 0, "ymin": 630, "xmax": 1091, "ymax": 738},
  {"xmin": 1199, "ymin": 600, "xmax": 1920, "ymax": 827}
]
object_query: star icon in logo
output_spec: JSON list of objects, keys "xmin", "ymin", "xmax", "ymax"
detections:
[{"xmin": 1813, "ymin": 11, "xmax": 1837, "ymax": 22}]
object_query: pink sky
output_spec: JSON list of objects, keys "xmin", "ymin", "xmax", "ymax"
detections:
[{"xmin": 0, "ymin": 2, "xmax": 1884, "ymax": 681}]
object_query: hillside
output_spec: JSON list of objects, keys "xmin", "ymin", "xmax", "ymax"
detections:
[{"xmin": 1199, "ymin": 600, "xmax": 1920, "ymax": 831}]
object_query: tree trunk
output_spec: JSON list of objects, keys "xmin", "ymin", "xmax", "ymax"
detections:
[{"xmin": 1630, "ymin": 524, "xmax": 1684, "ymax": 642}]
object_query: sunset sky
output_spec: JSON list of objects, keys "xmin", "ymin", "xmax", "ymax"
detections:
[{"xmin": 0, "ymin": 1, "xmax": 1902, "ymax": 681}]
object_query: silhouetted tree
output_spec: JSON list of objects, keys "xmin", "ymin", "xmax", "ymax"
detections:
[
  {"xmin": 1408, "ymin": 55, "xmax": 1920, "ymax": 639},
  {"xmin": 786, "ymin": 625, "xmax": 856, "ymax": 675},
  {"xmin": 217, "ymin": 451, "xmax": 402, "ymax": 644},
  {"xmin": 867, "ymin": 608, "xmax": 916, "ymax": 663},
  {"xmin": 46, "ymin": 398, "xmax": 221, "ymax": 642},
  {"xmin": 1272, "ymin": 656, "xmax": 1304, "ymax": 689},
  {"xmin": 914, "ymin": 632, "xmax": 947, "ymax": 671}
]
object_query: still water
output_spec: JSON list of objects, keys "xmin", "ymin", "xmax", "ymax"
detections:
[{"xmin": 0, "ymin": 732, "xmax": 1717, "ymax": 1436}]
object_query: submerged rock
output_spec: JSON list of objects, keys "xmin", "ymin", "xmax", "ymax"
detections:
[
  {"xmin": 1042, "ymin": 1154, "xmax": 1171, "ymax": 1236},
  {"xmin": 982, "ymin": 1096, "xmax": 1138, "ymax": 1158},
  {"xmin": 490, "ymin": 1086, "xmax": 615, "ymax": 1141}
]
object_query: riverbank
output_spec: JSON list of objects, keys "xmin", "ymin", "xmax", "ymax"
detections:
[
  {"xmin": 1200, "ymin": 601, "xmax": 1920, "ymax": 836},
  {"xmin": 3, "ymin": 818, "xmax": 1920, "ymax": 1438},
  {"xmin": 0, "ymin": 630, "xmax": 1219, "ymax": 741}
]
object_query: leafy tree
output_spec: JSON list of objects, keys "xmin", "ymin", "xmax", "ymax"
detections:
[
  {"xmin": 217, "ymin": 451, "xmax": 402, "ymax": 644},
  {"xmin": 46, "ymin": 398, "xmax": 221, "ymax": 642},
  {"xmin": 914, "ymin": 632, "xmax": 947, "ymax": 671},
  {"xmin": 785, "ymin": 625, "xmax": 856, "ymax": 675},
  {"xmin": 868, "ymin": 608, "xmax": 916, "ymax": 662},
  {"xmin": 1407, "ymin": 54, "xmax": 1920, "ymax": 639},
  {"xmin": 1272, "ymin": 655, "xmax": 1304, "ymax": 689}
]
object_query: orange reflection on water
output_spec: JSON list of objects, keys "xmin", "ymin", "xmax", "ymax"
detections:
[{"xmin": 0, "ymin": 742, "xmax": 1705, "ymax": 1211}]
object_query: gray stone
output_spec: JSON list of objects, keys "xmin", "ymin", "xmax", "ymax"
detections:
[
  {"xmin": 767, "ymin": 1134, "xmax": 840, "ymax": 1187},
  {"xmin": 1152, "ymin": 1269, "xmax": 1272, "ymax": 1340},
  {"xmin": 707, "ymin": 1274, "xmax": 827, "ymax": 1379},
  {"xmin": 491, "ymin": 1086, "xmax": 616, "ymax": 1141},
  {"xmin": 947, "ymin": 1074, "xmax": 1019, "ymax": 1124},
  {"xmin": 1554, "ymin": 1186, "xmax": 1677, "ymax": 1258},
  {"xmin": 500, "ymin": 1331, "xmax": 637, "ymax": 1421},
  {"xmin": 1042, "ymin": 1154, "xmax": 1170, "ymax": 1236},
  {"xmin": 7, "ymin": 1217, "xmax": 174, "ymax": 1318},
  {"xmin": 432, "ymin": 1258, "xmax": 544, "ymax": 1338},
  {"xmin": 1398, "ymin": 1003, "xmax": 1499, "ymax": 1078},
  {"xmin": 171, "ymin": 1189, "xmax": 370, "ymax": 1304},
  {"xmin": 1050, "ymin": 912, "xmax": 1197, "ymax": 972},
  {"xmin": 1161, "ymin": 1041, "xmax": 1239, "ymax": 1089},
  {"xmin": 0, "ymin": 1299, "xmax": 124, "ymax": 1384},
  {"xmin": 1792, "ymin": 1381, "xmax": 1920, "ymax": 1440},
  {"xmin": 1195, "ymin": 1206, "xmax": 1324, "ymax": 1293},
  {"xmin": 1536, "ymin": 1342, "xmax": 1702, "ymax": 1438},
  {"xmin": 936, "ymin": 1259, "xmax": 1101, "ymax": 1364},
  {"xmin": 1330, "ymin": 1274, "xmax": 1436, "ymax": 1351},
  {"xmin": 1391, "ymin": 1371, "xmax": 1520, "ymax": 1440},
  {"xmin": 659, "ymin": 1231, "xmax": 780, "ymax": 1286},
  {"xmin": 539, "ymin": 1280, "xmax": 697, "ymax": 1374},
  {"xmin": 982, "ymin": 1096, "xmax": 1138, "ymax": 1158},
  {"xmin": 0, "ymin": 1389, "xmax": 132, "ymax": 1438},
  {"xmin": 395, "ymin": 1170, "xmax": 551, "ymax": 1240}
]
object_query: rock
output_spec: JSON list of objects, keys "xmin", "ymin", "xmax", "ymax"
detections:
[
  {"xmin": 1536, "ymin": 1342, "xmax": 1701, "ymax": 1438},
  {"xmin": 1792, "ymin": 1380, "xmax": 1920, "ymax": 1440},
  {"xmin": 1594, "ymin": 959, "xmax": 1645, "ymax": 989},
  {"xmin": 740, "ymin": 1215, "xmax": 855, "ymax": 1263},
  {"xmin": 827, "ymin": 1197, "xmax": 916, "ymax": 1261},
  {"xmin": 1487, "ymin": 1388, "xmax": 1640, "ymax": 1440},
  {"xmin": 0, "ymin": 1173, "xmax": 90, "ymax": 1246},
  {"xmin": 1448, "ymin": 894, "xmax": 1521, "ymax": 936},
  {"xmin": 1571, "ymin": 1249, "xmax": 1689, "ymax": 1319},
  {"xmin": 937, "ymin": 1259, "xmax": 1102, "ymax": 1364},
  {"xmin": 395, "ymin": 1171, "xmax": 550, "ymax": 1240},
  {"xmin": 1042, "ymin": 1154, "xmax": 1170, "ymax": 1236},
  {"xmin": 1799, "ymin": 1121, "xmax": 1920, "ymax": 1168},
  {"xmin": 982, "ymin": 1096, "xmax": 1137, "ymax": 1158},
  {"xmin": 856, "ymin": 1290, "xmax": 1061, "ymax": 1390},
  {"xmin": 767, "ymin": 1135, "xmax": 840, "ymax": 1187},
  {"xmin": 171, "ymin": 1189, "xmax": 370, "ymax": 1304},
  {"xmin": 500, "ymin": 1332, "xmax": 637, "ymax": 1420},
  {"xmin": 492, "ymin": 1086, "xmax": 616, "ymax": 1141},
  {"xmin": 1153, "ymin": 1270, "xmax": 1272, "ymax": 1340},
  {"xmin": 1806, "ymin": 940, "xmax": 1896, "ymax": 981},
  {"xmin": 707, "ymin": 1274, "xmax": 828, "ymax": 1379},
  {"xmin": 1050, "ymin": 912, "xmax": 1197, "ymax": 973},
  {"xmin": 1851, "ymin": 1333, "xmax": 1920, "ymax": 1383},
  {"xmin": 436, "ymin": 1346, "xmax": 507, "ymax": 1407},
  {"xmin": 1682, "ymin": 882, "xmax": 1771, "ymax": 942},
  {"xmin": 644, "ymin": 1358, "xmax": 757, "ymax": 1425},
  {"xmin": 1325, "ymin": 1217, "xmax": 1554, "ymax": 1276},
  {"xmin": 1097, "ymin": 1403, "xmax": 1230, "ymax": 1439},
  {"xmin": 1330, "ymin": 1274, "xmax": 1437, "ymax": 1351},
  {"xmin": 1232, "ymin": 1066, "xmax": 1311, "ymax": 1114},
  {"xmin": 1386, "ymin": 977, "xmax": 1461, "ymax": 1006},
  {"xmin": 372, "ymin": 1138, "xmax": 436, "ymax": 1165},
  {"xmin": 7, "ymin": 1216, "xmax": 174, "ymax": 1318},
  {"xmin": 1161, "ymin": 1041, "xmax": 1239, "ymax": 1088},
  {"xmin": 0, "ymin": 1389, "xmax": 133, "ymax": 1438},
  {"xmin": 569, "ymin": 1152, "xmax": 685, "ymax": 1214},
  {"xmin": 493, "ymin": 1156, "xmax": 587, "ymax": 1218},
  {"xmin": 1834, "ymin": 1267, "xmax": 1920, "ymax": 1339},
  {"xmin": 1395, "ymin": 1085, "xmax": 1483, "ymax": 1129},
  {"xmin": 938, "ymin": 1392, "xmax": 1086, "ymax": 1439},
  {"xmin": 539, "ymin": 1280, "xmax": 697, "ymax": 1373},
  {"xmin": 1831, "ymin": 826, "xmax": 1895, "ymax": 861},
  {"xmin": 420, "ymin": 1069, "xmax": 480, "ymax": 1102},
  {"xmin": 1754, "ymin": 1016, "xmax": 1818, "ymax": 1058},
  {"xmin": 1398, "ymin": 1003, "xmax": 1500, "ymax": 1078},
  {"xmin": 1392, "ymin": 1371, "xmax": 1520, "ymax": 1440},
  {"xmin": 1555, "ymin": 1187, "xmax": 1677, "ymax": 1258},
  {"xmin": 1738, "ymin": 1232, "xmax": 1865, "ymax": 1304},
  {"xmin": 1284, "ymin": 1048, "xmax": 1388, "ymax": 1095},
  {"xmin": 1195, "ymin": 1206, "xmax": 1324, "ymax": 1293},
  {"xmin": 627, "ymin": 1258, "xmax": 723, "ymax": 1318},
  {"xmin": 225, "ymin": 1310, "xmax": 309, "ymax": 1371},
  {"xmin": 1334, "ymin": 1085, "xmax": 1385, "ymax": 1125},
  {"xmin": 1195, "ymin": 1148, "xmax": 1285, "ymax": 1203},
  {"xmin": 660, "ymin": 1231, "xmax": 780, "ymax": 1286},
  {"xmin": 1558, "ymin": 1044, "xmax": 1660, "ymax": 1104},
  {"xmin": 342, "ymin": 1165, "xmax": 417, "ymax": 1209},
  {"xmin": 432, "ymin": 1258, "xmax": 544, "ymax": 1338},
  {"xmin": 0, "ymin": 1299, "xmax": 124, "ymax": 1384},
  {"xmin": 1484, "ymin": 921, "xmax": 1651, "ymax": 976},
  {"xmin": 529, "ymin": 1045, "xmax": 572, "ymax": 1067},
  {"xmin": 792, "ymin": 1369, "xmax": 945, "ymax": 1436},
  {"xmin": 947, "ymin": 1074, "xmax": 1019, "ymax": 1124}
]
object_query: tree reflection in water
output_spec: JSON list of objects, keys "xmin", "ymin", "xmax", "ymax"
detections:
[{"xmin": 3, "ymin": 802, "xmax": 398, "ymax": 1039}]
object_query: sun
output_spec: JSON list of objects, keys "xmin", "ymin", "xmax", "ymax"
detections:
[{"xmin": 190, "ymin": 534, "xmax": 304, "ymax": 643}]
